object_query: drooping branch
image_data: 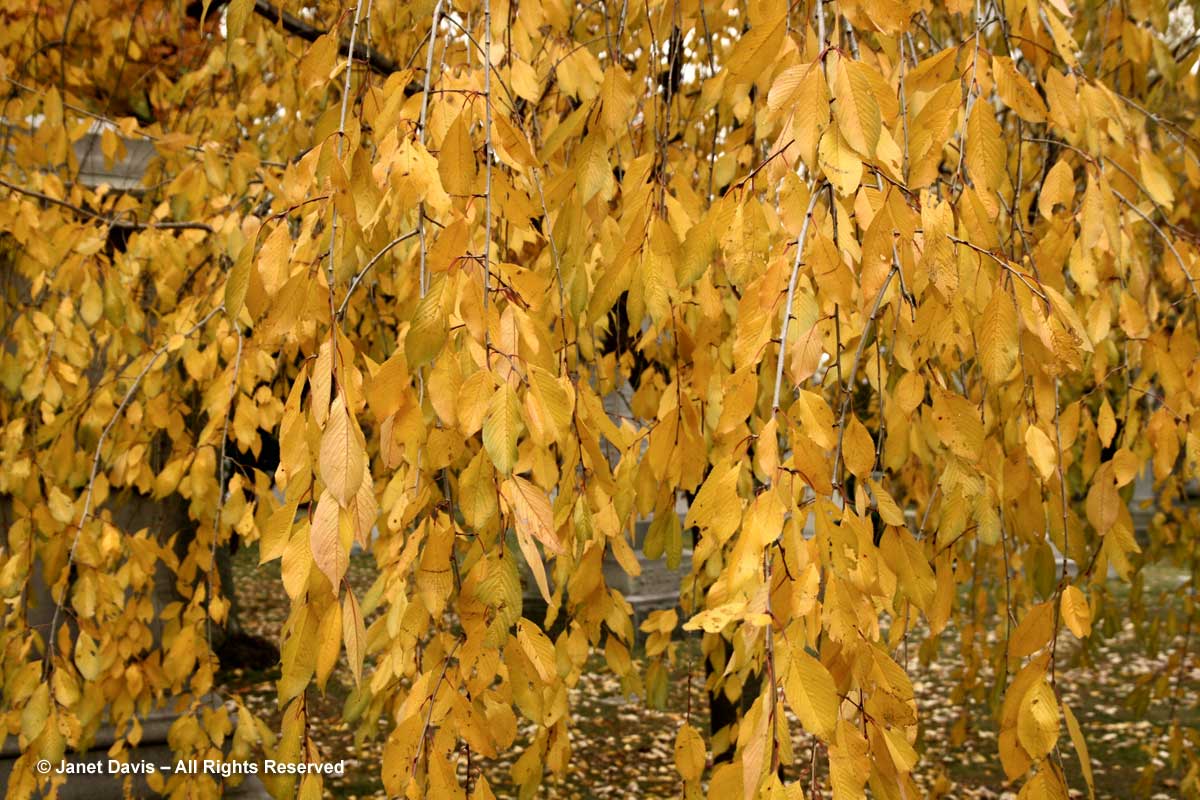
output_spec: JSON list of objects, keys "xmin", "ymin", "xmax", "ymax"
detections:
[
  {"xmin": 192, "ymin": 0, "xmax": 419, "ymax": 91},
  {"xmin": 0, "ymin": 177, "xmax": 214, "ymax": 232}
]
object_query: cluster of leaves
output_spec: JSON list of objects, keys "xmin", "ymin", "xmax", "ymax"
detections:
[{"xmin": 1, "ymin": 0, "xmax": 1199, "ymax": 797}]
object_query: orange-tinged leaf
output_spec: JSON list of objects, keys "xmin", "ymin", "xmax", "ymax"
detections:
[
  {"xmin": 1009, "ymin": 601, "xmax": 1054, "ymax": 658},
  {"xmin": 310, "ymin": 490, "xmax": 349, "ymax": 588},
  {"xmin": 1024, "ymin": 424, "xmax": 1057, "ymax": 482},
  {"xmin": 502, "ymin": 476, "xmax": 562, "ymax": 554},
  {"xmin": 1061, "ymin": 585, "xmax": 1092, "ymax": 639},
  {"xmin": 320, "ymin": 396, "xmax": 365, "ymax": 507}
]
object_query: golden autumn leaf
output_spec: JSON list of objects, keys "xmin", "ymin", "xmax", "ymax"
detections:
[
  {"xmin": 673, "ymin": 724, "xmax": 706, "ymax": 781},
  {"xmin": 483, "ymin": 382, "xmax": 524, "ymax": 477},
  {"xmin": 1060, "ymin": 586, "xmax": 1092, "ymax": 639},
  {"xmin": 1017, "ymin": 680, "xmax": 1060, "ymax": 760},
  {"xmin": 310, "ymin": 490, "xmax": 350, "ymax": 589},
  {"xmin": 8, "ymin": 0, "xmax": 1200, "ymax": 795},
  {"xmin": 1009, "ymin": 601, "xmax": 1055, "ymax": 658},
  {"xmin": 833, "ymin": 59, "xmax": 883, "ymax": 157},
  {"xmin": 784, "ymin": 650, "xmax": 839, "ymax": 742},
  {"xmin": 1024, "ymin": 424, "xmax": 1058, "ymax": 482},
  {"xmin": 320, "ymin": 396, "xmax": 365, "ymax": 508}
]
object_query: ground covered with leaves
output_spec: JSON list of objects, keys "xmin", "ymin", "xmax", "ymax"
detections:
[{"xmin": 219, "ymin": 547, "xmax": 1196, "ymax": 798}]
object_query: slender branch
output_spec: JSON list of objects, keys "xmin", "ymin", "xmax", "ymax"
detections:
[
  {"xmin": 248, "ymin": 0, "xmax": 408, "ymax": 82},
  {"xmin": 338, "ymin": 229, "xmax": 419, "ymax": 317},
  {"xmin": 410, "ymin": 637, "xmax": 463, "ymax": 776},
  {"xmin": 947, "ymin": 234, "xmax": 1048, "ymax": 303},
  {"xmin": 1110, "ymin": 188, "xmax": 1200, "ymax": 313},
  {"xmin": 482, "ymin": 0, "xmax": 494, "ymax": 329},
  {"xmin": 771, "ymin": 186, "xmax": 824, "ymax": 413},
  {"xmin": 0, "ymin": 177, "xmax": 213, "ymax": 231},
  {"xmin": 325, "ymin": 0, "xmax": 363, "ymax": 288}
]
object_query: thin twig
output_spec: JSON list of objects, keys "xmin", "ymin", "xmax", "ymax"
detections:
[
  {"xmin": 771, "ymin": 187, "xmax": 824, "ymax": 413},
  {"xmin": 338, "ymin": 229, "xmax": 419, "ymax": 316}
]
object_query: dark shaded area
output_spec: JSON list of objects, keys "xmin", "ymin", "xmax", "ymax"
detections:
[
  {"xmin": 184, "ymin": 0, "xmax": 417, "ymax": 87},
  {"xmin": 215, "ymin": 630, "xmax": 280, "ymax": 674}
]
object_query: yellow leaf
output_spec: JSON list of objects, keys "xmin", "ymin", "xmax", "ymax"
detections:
[
  {"xmin": 881, "ymin": 724, "xmax": 918, "ymax": 773},
  {"xmin": 1024, "ymin": 424, "xmax": 1057, "ymax": 482},
  {"xmin": 1009, "ymin": 601, "xmax": 1054, "ymax": 658},
  {"xmin": 784, "ymin": 650, "xmax": 838, "ymax": 741},
  {"xmin": 880, "ymin": 526, "xmax": 936, "ymax": 612},
  {"xmin": 1139, "ymin": 151, "xmax": 1174, "ymax": 208},
  {"xmin": 225, "ymin": 238, "xmax": 254, "ymax": 319},
  {"xmin": 1063, "ymin": 702, "xmax": 1096, "ymax": 800},
  {"xmin": 683, "ymin": 600, "xmax": 746, "ymax": 633},
  {"xmin": 674, "ymin": 724, "xmax": 706, "ymax": 781},
  {"xmin": 725, "ymin": 12, "xmax": 786, "ymax": 84},
  {"xmin": 599, "ymin": 67, "xmax": 634, "ymax": 135},
  {"xmin": 516, "ymin": 619, "xmax": 557, "ymax": 682},
  {"xmin": 405, "ymin": 281, "xmax": 447, "ymax": 369},
  {"xmin": 258, "ymin": 223, "xmax": 291, "ymax": 297},
  {"xmin": 79, "ymin": 280, "xmax": 103, "ymax": 326},
  {"xmin": 932, "ymin": 392, "xmax": 984, "ymax": 462},
  {"xmin": 1060, "ymin": 585, "xmax": 1092, "ymax": 639},
  {"xmin": 282, "ymin": 521, "xmax": 313, "ymax": 600},
  {"xmin": 439, "ymin": 110, "xmax": 477, "ymax": 197},
  {"xmin": 347, "ymin": 470, "xmax": 376, "ymax": 549},
  {"xmin": 510, "ymin": 58, "xmax": 540, "ymax": 101},
  {"xmin": 979, "ymin": 287, "xmax": 1018, "ymax": 383},
  {"xmin": 20, "ymin": 682, "xmax": 50, "ymax": 742},
  {"xmin": 483, "ymin": 382, "xmax": 524, "ymax": 476},
  {"xmin": 843, "ymin": 415, "xmax": 875, "ymax": 478},
  {"xmin": 1038, "ymin": 160, "xmax": 1076, "ymax": 219},
  {"xmin": 1112, "ymin": 448, "xmax": 1139, "ymax": 487},
  {"xmin": 343, "ymin": 590, "xmax": 367, "ymax": 686},
  {"xmin": 320, "ymin": 396, "xmax": 365, "ymax": 507},
  {"xmin": 833, "ymin": 59, "xmax": 882, "ymax": 157},
  {"xmin": 457, "ymin": 370, "xmax": 497, "ymax": 437},
  {"xmin": 311, "ymin": 342, "xmax": 333, "ymax": 429},
  {"xmin": 993, "ymin": 56, "xmax": 1047, "ymax": 123},
  {"xmin": 502, "ymin": 476, "xmax": 562, "ymax": 554},
  {"xmin": 683, "ymin": 460, "xmax": 743, "ymax": 545},
  {"xmin": 460, "ymin": 450, "xmax": 498, "ymax": 530},
  {"xmin": 1097, "ymin": 399, "xmax": 1116, "ymax": 448},
  {"xmin": 226, "ymin": 0, "xmax": 253, "ymax": 40},
  {"xmin": 966, "ymin": 101, "xmax": 1007, "ymax": 196},
  {"xmin": 576, "ymin": 134, "xmax": 611, "ymax": 204},
  {"xmin": 315, "ymin": 600, "xmax": 342, "ymax": 692},
  {"xmin": 1085, "ymin": 473, "xmax": 1119, "ymax": 535},
  {"xmin": 528, "ymin": 365, "xmax": 574, "ymax": 442},
  {"xmin": 1017, "ymin": 679, "xmax": 1059, "ymax": 760},
  {"xmin": 819, "ymin": 127, "xmax": 863, "ymax": 196}
]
